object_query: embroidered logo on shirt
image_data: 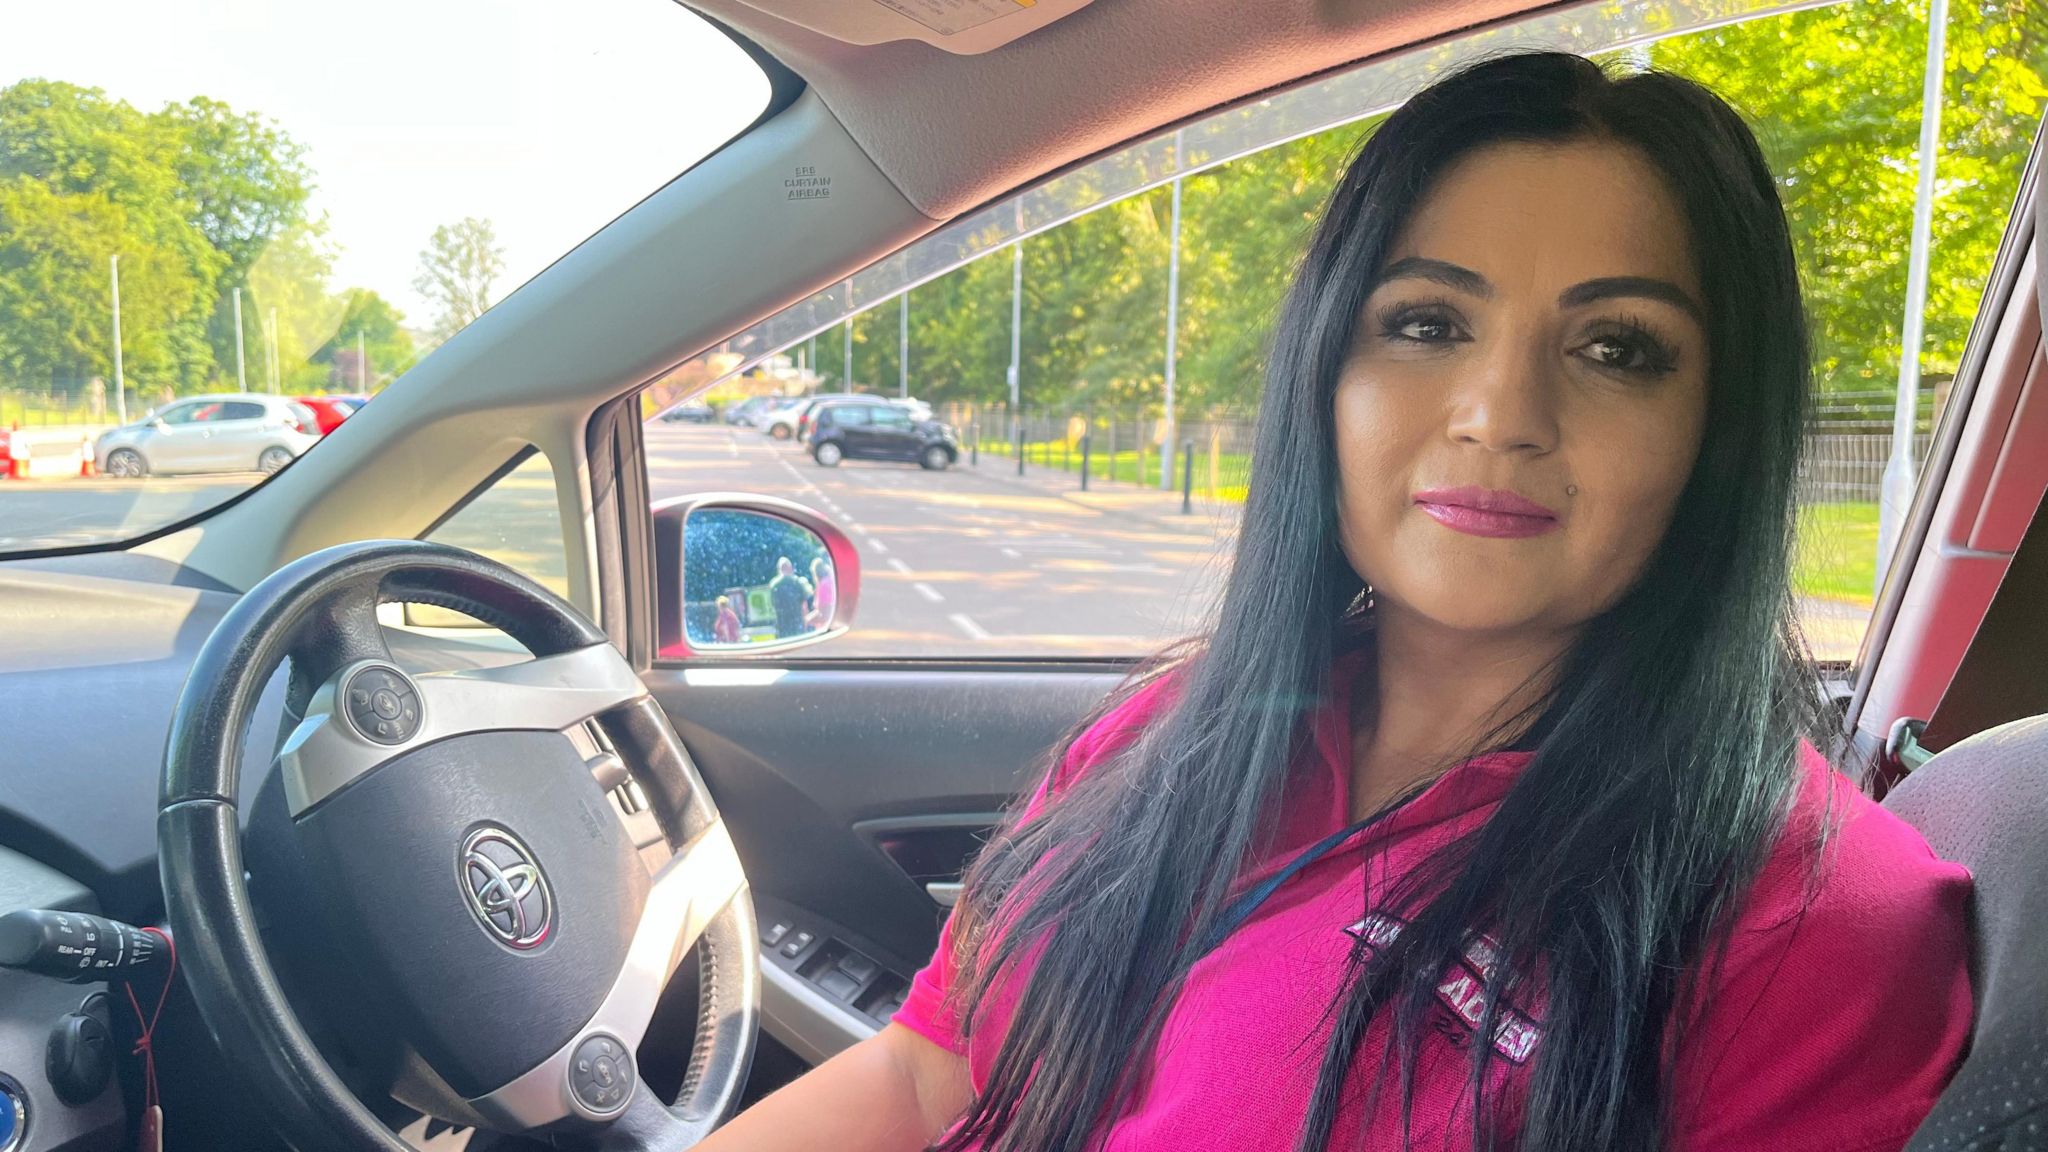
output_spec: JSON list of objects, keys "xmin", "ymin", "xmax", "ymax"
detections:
[{"xmin": 1343, "ymin": 913, "xmax": 1544, "ymax": 1064}]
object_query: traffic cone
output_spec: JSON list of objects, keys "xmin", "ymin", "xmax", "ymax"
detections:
[{"xmin": 79, "ymin": 435, "xmax": 96, "ymax": 477}]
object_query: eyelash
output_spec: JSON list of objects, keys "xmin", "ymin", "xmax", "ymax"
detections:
[
  {"xmin": 1577, "ymin": 313, "xmax": 1681, "ymax": 378},
  {"xmin": 1373, "ymin": 300, "xmax": 1681, "ymax": 379}
]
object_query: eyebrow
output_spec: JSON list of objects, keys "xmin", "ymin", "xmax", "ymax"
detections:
[
  {"xmin": 1377, "ymin": 257, "xmax": 1491, "ymax": 297},
  {"xmin": 1559, "ymin": 276, "xmax": 1705, "ymax": 323},
  {"xmin": 1376, "ymin": 259, "xmax": 1705, "ymax": 324}
]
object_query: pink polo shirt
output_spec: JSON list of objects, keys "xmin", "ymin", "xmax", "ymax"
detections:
[{"xmin": 894, "ymin": 658, "xmax": 1973, "ymax": 1150}]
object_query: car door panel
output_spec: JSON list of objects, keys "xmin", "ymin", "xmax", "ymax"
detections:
[
  {"xmin": 872, "ymin": 412, "xmax": 916, "ymax": 459},
  {"xmin": 647, "ymin": 664, "xmax": 1124, "ymax": 1058}
]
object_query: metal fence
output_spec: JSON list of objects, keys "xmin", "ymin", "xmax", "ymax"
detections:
[
  {"xmin": 0, "ymin": 387, "xmax": 117, "ymax": 428},
  {"xmin": 940, "ymin": 402, "xmax": 1257, "ymax": 503},
  {"xmin": 937, "ymin": 399, "xmax": 1931, "ymax": 508}
]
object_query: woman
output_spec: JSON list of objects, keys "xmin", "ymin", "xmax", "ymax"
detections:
[{"xmin": 702, "ymin": 53, "xmax": 1969, "ymax": 1151}]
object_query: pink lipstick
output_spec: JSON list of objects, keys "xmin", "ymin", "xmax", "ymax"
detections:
[{"xmin": 1412, "ymin": 486, "xmax": 1561, "ymax": 539}]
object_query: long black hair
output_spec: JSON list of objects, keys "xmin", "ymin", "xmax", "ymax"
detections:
[{"xmin": 939, "ymin": 52, "xmax": 1830, "ymax": 1151}]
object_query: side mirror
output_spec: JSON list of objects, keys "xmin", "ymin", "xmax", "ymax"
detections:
[{"xmin": 652, "ymin": 494, "xmax": 860, "ymax": 659}]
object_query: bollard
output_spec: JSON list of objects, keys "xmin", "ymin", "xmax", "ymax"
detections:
[
  {"xmin": 1016, "ymin": 423, "xmax": 1026, "ymax": 476},
  {"xmin": 1181, "ymin": 439, "xmax": 1195, "ymax": 514},
  {"xmin": 1080, "ymin": 434, "xmax": 1090, "ymax": 491}
]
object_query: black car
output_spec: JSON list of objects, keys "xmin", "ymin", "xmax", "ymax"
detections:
[
  {"xmin": 809, "ymin": 400, "xmax": 958, "ymax": 470},
  {"xmin": 660, "ymin": 399, "xmax": 717, "ymax": 423}
]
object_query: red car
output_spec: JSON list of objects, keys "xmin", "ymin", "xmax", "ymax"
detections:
[{"xmin": 294, "ymin": 396, "xmax": 359, "ymax": 436}]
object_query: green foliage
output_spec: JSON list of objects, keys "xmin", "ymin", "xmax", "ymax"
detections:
[
  {"xmin": 1649, "ymin": 0, "xmax": 2048, "ymax": 390},
  {"xmin": 313, "ymin": 289, "xmax": 416, "ymax": 390},
  {"xmin": 0, "ymin": 79, "xmax": 317, "ymax": 398}
]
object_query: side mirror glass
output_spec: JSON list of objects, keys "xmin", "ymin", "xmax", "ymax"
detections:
[{"xmin": 681, "ymin": 508, "xmax": 839, "ymax": 650}]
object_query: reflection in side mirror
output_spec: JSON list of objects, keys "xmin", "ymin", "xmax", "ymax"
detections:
[{"xmin": 682, "ymin": 508, "xmax": 838, "ymax": 650}]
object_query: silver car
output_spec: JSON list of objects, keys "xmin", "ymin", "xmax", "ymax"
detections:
[{"xmin": 96, "ymin": 393, "xmax": 321, "ymax": 478}]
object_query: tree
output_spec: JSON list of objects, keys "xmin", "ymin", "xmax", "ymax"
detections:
[
  {"xmin": 1651, "ymin": 0, "xmax": 2048, "ymax": 391},
  {"xmin": 0, "ymin": 79, "xmax": 322, "ymax": 397},
  {"xmin": 315, "ymin": 289, "xmax": 416, "ymax": 389},
  {"xmin": 155, "ymin": 96, "xmax": 315, "ymax": 390},
  {"xmin": 414, "ymin": 217, "xmax": 504, "ymax": 343},
  {"xmin": 0, "ymin": 180, "xmax": 208, "ymax": 392},
  {"xmin": 155, "ymin": 97, "xmax": 312, "ymax": 280}
]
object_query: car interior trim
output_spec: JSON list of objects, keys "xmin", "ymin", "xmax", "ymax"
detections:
[
  {"xmin": 279, "ymin": 643, "xmax": 650, "ymax": 816},
  {"xmin": 760, "ymin": 960, "xmax": 881, "ymax": 1066},
  {"xmin": 1848, "ymin": 126, "xmax": 2043, "ymax": 738}
]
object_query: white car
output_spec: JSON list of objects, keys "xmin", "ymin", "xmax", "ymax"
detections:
[{"xmin": 95, "ymin": 393, "xmax": 321, "ymax": 477}]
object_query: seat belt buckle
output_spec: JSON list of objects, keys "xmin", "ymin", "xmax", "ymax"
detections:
[{"xmin": 1885, "ymin": 716, "xmax": 1934, "ymax": 776}]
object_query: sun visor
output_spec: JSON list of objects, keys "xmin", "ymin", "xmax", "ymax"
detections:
[{"xmin": 715, "ymin": 0, "xmax": 1095, "ymax": 54}]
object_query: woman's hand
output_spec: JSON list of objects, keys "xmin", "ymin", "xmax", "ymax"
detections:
[{"xmin": 692, "ymin": 1023, "xmax": 973, "ymax": 1152}]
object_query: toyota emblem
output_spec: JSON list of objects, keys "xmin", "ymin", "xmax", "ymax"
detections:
[{"xmin": 459, "ymin": 826, "xmax": 554, "ymax": 950}]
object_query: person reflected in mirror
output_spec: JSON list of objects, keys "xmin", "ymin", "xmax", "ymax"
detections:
[
  {"xmin": 769, "ymin": 556, "xmax": 814, "ymax": 638},
  {"xmin": 806, "ymin": 557, "xmax": 837, "ymax": 631},
  {"xmin": 713, "ymin": 595, "xmax": 743, "ymax": 645}
]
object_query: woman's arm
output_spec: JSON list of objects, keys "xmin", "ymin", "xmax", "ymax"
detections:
[{"xmin": 694, "ymin": 1024, "xmax": 974, "ymax": 1152}]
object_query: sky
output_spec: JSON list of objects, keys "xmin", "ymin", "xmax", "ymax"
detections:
[{"xmin": 0, "ymin": 0, "xmax": 772, "ymax": 329}]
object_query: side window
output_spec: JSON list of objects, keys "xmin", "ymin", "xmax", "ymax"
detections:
[
  {"xmin": 155, "ymin": 401, "xmax": 203, "ymax": 425},
  {"xmin": 643, "ymin": 0, "xmax": 2045, "ymax": 663},
  {"xmin": 870, "ymin": 406, "xmax": 910, "ymax": 428},
  {"xmin": 415, "ymin": 450, "xmax": 569, "ymax": 626},
  {"xmin": 831, "ymin": 405, "xmax": 871, "ymax": 426},
  {"xmin": 217, "ymin": 401, "xmax": 267, "ymax": 421}
]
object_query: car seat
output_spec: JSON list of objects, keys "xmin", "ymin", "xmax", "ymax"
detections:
[{"xmin": 1889, "ymin": 714, "xmax": 2048, "ymax": 1150}]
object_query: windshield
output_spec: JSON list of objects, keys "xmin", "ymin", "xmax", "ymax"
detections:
[{"xmin": 0, "ymin": 0, "xmax": 767, "ymax": 553}]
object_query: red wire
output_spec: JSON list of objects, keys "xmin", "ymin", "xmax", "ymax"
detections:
[{"xmin": 123, "ymin": 926, "xmax": 177, "ymax": 1114}]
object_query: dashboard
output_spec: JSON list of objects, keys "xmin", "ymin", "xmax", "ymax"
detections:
[{"xmin": 0, "ymin": 846, "xmax": 124, "ymax": 1152}]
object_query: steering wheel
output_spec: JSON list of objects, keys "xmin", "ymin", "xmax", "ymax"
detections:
[{"xmin": 158, "ymin": 539, "xmax": 759, "ymax": 1151}]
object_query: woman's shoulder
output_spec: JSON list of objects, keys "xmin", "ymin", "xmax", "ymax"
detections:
[
  {"xmin": 1734, "ymin": 743, "xmax": 1971, "ymax": 940},
  {"xmin": 1050, "ymin": 666, "xmax": 1186, "ymax": 790},
  {"xmin": 1672, "ymin": 744, "xmax": 1973, "ymax": 1150}
]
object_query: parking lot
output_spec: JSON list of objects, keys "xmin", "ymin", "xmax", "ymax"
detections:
[{"xmin": 648, "ymin": 423, "xmax": 1236, "ymax": 657}]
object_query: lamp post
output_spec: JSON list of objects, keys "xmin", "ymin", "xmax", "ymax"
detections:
[
  {"xmin": 1875, "ymin": 0, "xmax": 1951, "ymax": 590},
  {"xmin": 1161, "ymin": 128, "xmax": 1185, "ymax": 490}
]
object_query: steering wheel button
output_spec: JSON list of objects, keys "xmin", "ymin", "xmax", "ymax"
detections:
[
  {"xmin": 569, "ymin": 1034, "xmax": 634, "ymax": 1116},
  {"xmin": 342, "ymin": 666, "xmax": 421, "ymax": 745}
]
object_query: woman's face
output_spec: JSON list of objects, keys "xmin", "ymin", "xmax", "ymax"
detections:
[{"xmin": 1334, "ymin": 139, "xmax": 1710, "ymax": 638}]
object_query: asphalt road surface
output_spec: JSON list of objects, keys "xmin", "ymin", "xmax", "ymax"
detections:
[
  {"xmin": 0, "ymin": 473, "xmax": 253, "ymax": 552},
  {"xmin": 646, "ymin": 423, "xmax": 1235, "ymax": 657}
]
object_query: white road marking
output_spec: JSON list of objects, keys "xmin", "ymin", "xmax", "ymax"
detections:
[
  {"xmin": 888, "ymin": 558, "xmax": 914, "ymax": 575},
  {"xmin": 948, "ymin": 613, "xmax": 992, "ymax": 641},
  {"xmin": 912, "ymin": 582, "xmax": 945, "ymax": 603},
  {"xmin": 865, "ymin": 536, "xmax": 890, "ymax": 554},
  {"xmin": 1000, "ymin": 547, "xmax": 1022, "ymax": 559}
]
